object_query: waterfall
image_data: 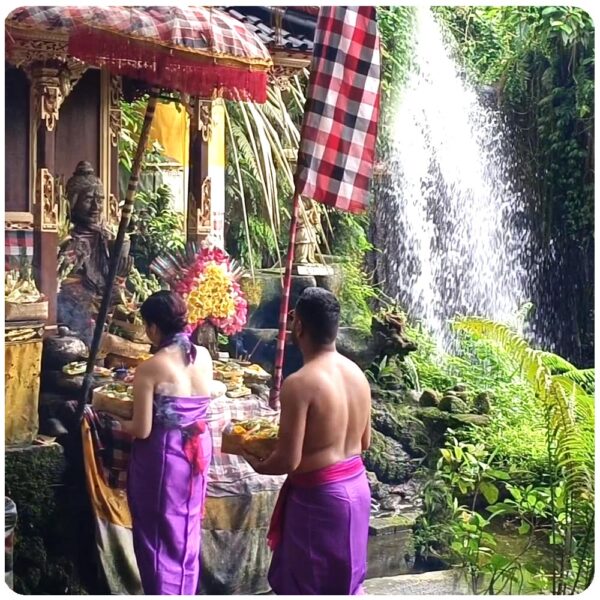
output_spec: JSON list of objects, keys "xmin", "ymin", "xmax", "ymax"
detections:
[{"xmin": 375, "ymin": 8, "xmax": 532, "ymax": 347}]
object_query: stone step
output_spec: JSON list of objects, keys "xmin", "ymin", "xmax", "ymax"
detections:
[
  {"xmin": 366, "ymin": 511, "xmax": 421, "ymax": 580},
  {"xmin": 365, "ymin": 569, "xmax": 470, "ymax": 595}
]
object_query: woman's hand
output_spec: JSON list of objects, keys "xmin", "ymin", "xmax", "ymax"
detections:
[{"xmin": 114, "ymin": 416, "xmax": 134, "ymax": 436}]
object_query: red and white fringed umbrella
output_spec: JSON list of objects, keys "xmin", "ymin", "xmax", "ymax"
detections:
[
  {"xmin": 6, "ymin": 5, "xmax": 273, "ymax": 417},
  {"xmin": 6, "ymin": 5, "xmax": 272, "ymax": 102},
  {"xmin": 270, "ymin": 6, "xmax": 381, "ymax": 408}
]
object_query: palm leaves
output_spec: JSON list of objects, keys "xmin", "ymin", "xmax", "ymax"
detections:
[
  {"xmin": 453, "ymin": 317, "xmax": 594, "ymax": 593},
  {"xmin": 223, "ymin": 74, "xmax": 308, "ymax": 272}
]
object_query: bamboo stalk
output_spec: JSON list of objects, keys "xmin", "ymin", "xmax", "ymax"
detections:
[
  {"xmin": 269, "ymin": 192, "xmax": 301, "ymax": 409},
  {"xmin": 77, "ymin": 94, "xmax": 158, "ymax": 420}
]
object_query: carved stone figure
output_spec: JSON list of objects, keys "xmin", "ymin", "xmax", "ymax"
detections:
[
  {"xmin": 57, "ymin": 161, "xmax": 132, "ymax": 344},
  {"xmin": 294, "ymin": 197, "xmax": 322, "ymax": 265}
]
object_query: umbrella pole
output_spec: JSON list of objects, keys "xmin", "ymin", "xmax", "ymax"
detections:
[
  {"xmin": 269, "ymin": 192, "xmax": 301, "ymax": 409},
  {"xmin": 77, "ymin": 94, "xmax": 158, "ymax": 420}
]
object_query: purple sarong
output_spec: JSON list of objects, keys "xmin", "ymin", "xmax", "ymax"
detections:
[
  {"xmin": 268, "ymin": 455, "xmax": 371, "ymax": 595},
  {"xmin": 127, "ymin": 393, "xmax": 212, "ymax": 595}
]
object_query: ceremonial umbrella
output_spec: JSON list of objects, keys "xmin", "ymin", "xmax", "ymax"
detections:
[{"xmin": 6, "ymin": 6, "xmax": 273, "ymax": 416}]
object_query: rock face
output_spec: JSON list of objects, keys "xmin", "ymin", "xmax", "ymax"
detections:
[
  {"xmin": 239, "ymin": 327, "xmax": 377, "ymax": 374},
  {"xmin": 245, "ymin": 272, "xmax": 317, "ymax": 329},
  {"xmin": 42, "ymin": 334, "xmax": 87, "ymax": 370},
  {"xmin": 364, "ymin": 429, "xmax": 415, "ymax": 484},
  {"xmin": 371, "ymin": 403, "xmax": 427, "ymax": 458}
]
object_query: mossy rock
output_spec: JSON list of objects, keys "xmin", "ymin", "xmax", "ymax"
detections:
[
  {"xmin": 439, "ymin": 395, "xmax": 469, "ymax": 413},
  {"xmin": 474, "ymin": 392, "xmax": 492, "ymax": 415},
  {"xmin": 371, "ymin": 404, "xmax": 428, "ymax": 458},
  {"xmin": 419, "ymin": 389, "xmax": 440, "ymax": 407},
  {"xmin": 6, "ymin": 443, "xmax": 89, "ymax": 594},
  {"xmin": 364, "ymin": 429, "xmax": 413, "ymax": 484},
  {"xmin": 452, "ymin": 383, "xmax": 469, "ymax": 393},
  {"xmin": 451, "ymin": 413, "xmax": 491, "ymax": 427}
]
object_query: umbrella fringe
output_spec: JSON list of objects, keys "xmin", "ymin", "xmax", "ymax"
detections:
[{"xmin": 69, "ymin": 30, "xmax": 269, "ymax": 102}]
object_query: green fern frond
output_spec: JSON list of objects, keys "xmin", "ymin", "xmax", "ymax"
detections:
[
  {"xmin": 453, "ymin": 316, "xmax": 594, "ymax": 503},
  {"xmin": 539, "ymin": 351, "xmax": 577, "ymax": 374}
]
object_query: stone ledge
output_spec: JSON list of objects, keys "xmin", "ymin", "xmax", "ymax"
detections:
[
  {"xmin": 365, "ymin": 569, "xmax": 470, "ymax": 595},
  {"xmin": 369, "ymin": 513, "xmax": 418, "ymax": 536}
]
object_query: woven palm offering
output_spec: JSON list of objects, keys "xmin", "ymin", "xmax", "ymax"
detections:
[{"xmin": 221, "ymin": 418, "xmax": 279, "ymax": 459}]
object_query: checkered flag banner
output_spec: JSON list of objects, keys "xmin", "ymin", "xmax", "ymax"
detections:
[{"xmin": 295, "ymin": 6, "xmax": 381, "ymax": 213}]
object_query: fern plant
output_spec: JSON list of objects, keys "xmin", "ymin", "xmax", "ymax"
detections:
[{"xmin": 453, "ymin": 317, "xmax": 594, "ymax": 594}]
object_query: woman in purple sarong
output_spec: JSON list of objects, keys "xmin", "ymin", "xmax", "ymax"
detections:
[{"xmin": 117, "ymin": 291, "xmax": 214, "ymax": 595}]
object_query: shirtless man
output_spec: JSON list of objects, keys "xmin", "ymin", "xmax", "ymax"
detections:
[{"xmin": 244, "ymin": 287, "xmax": 372, "ymax": 595}]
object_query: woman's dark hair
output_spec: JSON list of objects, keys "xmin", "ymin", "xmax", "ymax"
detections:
[{"xmin": 140, "ymin": 290, "xmax": 187, "ymax": 336}]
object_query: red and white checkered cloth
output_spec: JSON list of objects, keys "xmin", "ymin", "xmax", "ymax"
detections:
[
  {"xmin": 270, "ymin": 7, "xmax": 382, "ymax": 404},
  {"xmin": 295, "ymin": 6, "xmax": 381, "ymax": 213},
  {"xmin": 5, "ymin": 230, "xmax": 34, "ymax": 271},
  {"xmin": 83, "ymin": 396, "xmax": 284, "ymax": 495}
]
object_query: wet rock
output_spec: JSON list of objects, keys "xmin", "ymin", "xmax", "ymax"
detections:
[
  {"xmin": 439, "ymin": 395, "xmax": 468, "ymax": 413},
  {"xmin": 364, "ymin": 430, "xmax": 414, "ymax": 484},
  {"xmin": 364, "ymin": 569, "xmax": 471, "ymax": 595},
  {"xmin": 367, "ymin": 471, "xmax": 391, "ymax": 501},
  {"xmin": 419, "ymin": 389, "xmax": 440, "ymax": 408},
  {"xmin": 473, "ymin": 392, "xmax": 492, "ymax": 415},
  {"xmin": 314, "ymin": 264, "xmax": 344, "ymax": 296},
  {"xmin": 372, "ymin": 387, "xmax": 409, "ymax": 405}
]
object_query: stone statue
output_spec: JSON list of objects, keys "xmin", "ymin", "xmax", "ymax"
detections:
[
  {"xmin": 57, "ymin": 161, "xmax": 132, "ymax": 344},
  {"xmin": 294, "ymin": 197, "xmax": 322, "ymax": 265}
]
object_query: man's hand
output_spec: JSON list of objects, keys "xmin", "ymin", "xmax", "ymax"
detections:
[{"xmin": 241, "ymin": 449, "xmax": 266, "ymax": 473}]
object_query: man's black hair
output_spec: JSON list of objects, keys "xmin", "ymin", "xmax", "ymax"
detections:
[{"xmin": 295, "ymin": 287, "xmax": 340, "ymax": 345}]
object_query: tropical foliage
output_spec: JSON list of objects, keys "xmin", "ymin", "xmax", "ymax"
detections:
[
  {"xmin": 408, "ymin": 316, "xmax": 594, "ymax": 594},
  {"xmin": 223, "ymin": 76, "xmax": 307, "ymax": 271}
]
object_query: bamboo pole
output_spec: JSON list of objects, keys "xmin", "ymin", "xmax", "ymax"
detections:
[
  {"xmin": 269, "ymin": 192, "xmax": 301, "ymax": 409},
  {"xmin": 77, "ymin": 94, "xmax": 158, "ymax": 419}
]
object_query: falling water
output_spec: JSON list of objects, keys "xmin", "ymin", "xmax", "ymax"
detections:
[{"xmin": 375, "ymin": 8, "xmax": 532, "ymax": 347}]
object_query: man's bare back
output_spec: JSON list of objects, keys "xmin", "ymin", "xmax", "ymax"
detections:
[
  {"xmin": 244, "ymin": 287, "xmax": 371, "ymax": 477},
  {"xmin": 289, "ymin": 350, "xmax": 371, "ymax": 473}
]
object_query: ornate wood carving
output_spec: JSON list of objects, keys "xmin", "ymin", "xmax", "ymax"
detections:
[
  {"xmin": 268, "ymin": 54, "xmax": 310, "ymax": 90},
  {"xmin": 109, "ymin": 76, "xmax": 122, "ymax": 147},
  {"xmin": 7, "ymin": 28, "xmax": 87, "ymax": 131},
  {"xmin": 198, "ymin": 101, "xmax": 213, "ymax": 143},
  {"xmin": 199, "ymin": 177, "xmax": 212, "ymax": 229},
  {"xmin": 269, "ymin": 67, "xmax": 294, "ymax": 91},
  {"xmin": 36, "ymin": 168, "xmax": 59, "ymax": 232},
  {"xmin": 5, "ymin": 213, "xmax": 34, "ymax": 231},
  {"xmin": 187, "ymin": 191, "xmax": 198, "ymax": 238},
  {"xmin": 6, "ymin": 28, "xmax": 70, "ymax": 67},
  {"xmin": 108, "ymin": 194, "xmax": 120, "ymax": 228},
  {"xmin": 24, "ymin": 61, "xmax": 87, "ymax": 131}
]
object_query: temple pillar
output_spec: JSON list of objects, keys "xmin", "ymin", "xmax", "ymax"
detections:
[{"xmin": 187, "ymin": 99, "xmax": 225, "ymax": 247}]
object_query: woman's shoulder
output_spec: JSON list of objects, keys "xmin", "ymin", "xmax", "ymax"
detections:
[{"xmin": 138, "ymin": 351, "xmax": 169, "ymax": 374}]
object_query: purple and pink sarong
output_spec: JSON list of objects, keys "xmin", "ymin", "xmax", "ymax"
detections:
[
  {"xmin": 127, "ymin": 392, "xmax": 212, "ymax": 595},
  {"xmin": 267, "ymin": 455, "xmax": 371, "ymax": 595}
]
